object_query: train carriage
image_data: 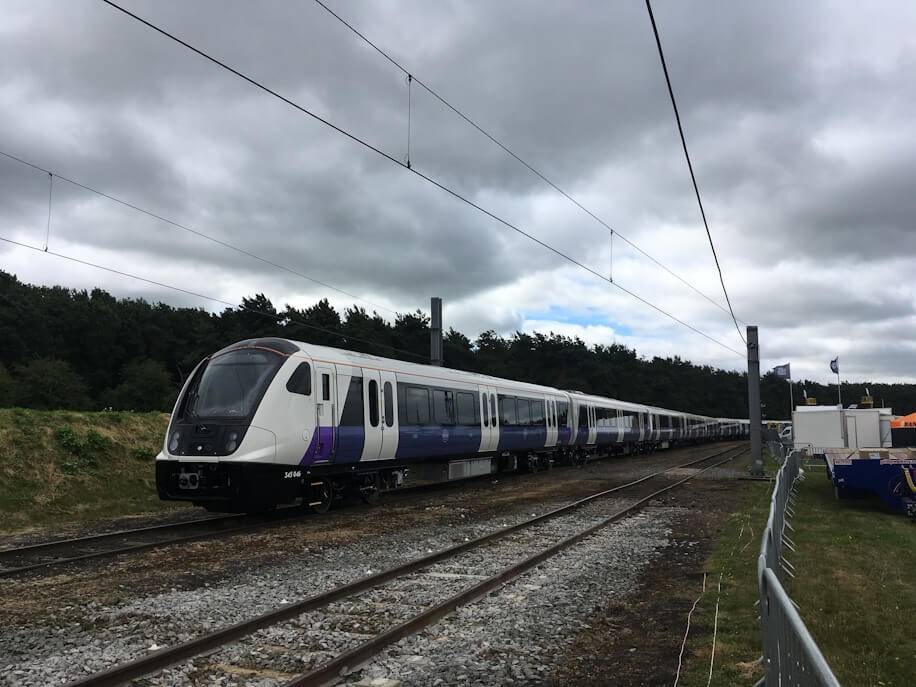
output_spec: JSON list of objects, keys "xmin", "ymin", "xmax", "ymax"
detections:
[{"xmin": 156, "ymin": 337, "xmax": 748, "ymax": 512}]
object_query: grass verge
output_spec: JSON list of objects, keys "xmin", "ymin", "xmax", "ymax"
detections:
[
  {"xmin": 679, "ymin": 455, "xmax": 916, "ymax": 686},
  {"xmin": 0, "ymin": 408, "xmax": 182, "ymax": 533}
]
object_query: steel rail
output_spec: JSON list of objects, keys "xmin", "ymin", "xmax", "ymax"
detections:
[
  {"xmin": 0, "ymin": 511, "xmax": 305, "ymax": 578},
  {"xmin": 62, "ymin": 444, "xmax": 746, "ymax": 687},
  {"xmin": 0, "ymin": 514, "xmax": 241, "ymax": 555},
  {"xmin": 286, "ymin": 447, "xmax": 747, "ymax": 686}
]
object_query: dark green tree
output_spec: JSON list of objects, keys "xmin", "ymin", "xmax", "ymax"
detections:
[
  {"xmin": 0, "ymin": 362, "xmax": 14, "ymax": 407},
  {"xmin": 14, "ymin": 359, "xmax": 91, "ymax": 410},
  {"xmin": 104, "ymin": 360, "xmax": 178, "ymax": 412}
]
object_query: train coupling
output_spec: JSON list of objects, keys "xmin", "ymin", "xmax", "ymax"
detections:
[{"xmin": 177, "ymin": 469, "xmax": 201, "ymax": 490}]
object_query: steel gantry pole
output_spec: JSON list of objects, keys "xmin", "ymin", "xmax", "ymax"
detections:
[{"xmin": 747, "ymin": 325, "xmax": 763, "ymax": 474}]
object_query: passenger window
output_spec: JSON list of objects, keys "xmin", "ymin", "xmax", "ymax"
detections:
[
  {"xmin": 456, "ymin": 392, "xmax": 476, "ymax": 425},
  {"xmin": 530, "ymin": 400, "xmax": 544, "ymax": 426},
  {"xmin": 500, "ymin": 396, "xmax": 517, "ymax": 425},
  {"xmin": 557, "ymin": 401, "xmax": 568, "ymax": 426},
  {"xmin": 517, "ymin": 399, "xmax": 531, "ymax": 426},
  {"xmin": 322, "ymin": 373, "xmax": 330, "ymax": 401},
  {"xmin": 285, "ymin": 362, "xmax": 312, "ymax": 396},
  {"xmin": 406, "ymin": 387, "xmax": 430, "ymax": 424},
  {"xmin": 433, "ymin": 390, "xmax": 455, "ymax": 425},
  {"xmin": 368, "ymin": 379, "xmax": 379, "ymax": 427},
  {"xmin": 384, "ymin": 382, "xmax": 394, "ymax": 427}
]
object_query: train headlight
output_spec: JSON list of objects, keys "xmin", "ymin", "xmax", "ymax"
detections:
[
  {"xmin": 168, "ymin": 431, "xmax": 180, "ymax": 453},
  {"xmin": 225, "ymin": 431, "xmax": 239, "ymax": 453}
]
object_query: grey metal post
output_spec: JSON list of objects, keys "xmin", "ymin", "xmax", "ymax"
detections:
[
  {"xmin": 430, "ymin": 297, "xmax": 443, "ymax": 366},
  {"xmin": 748, "ymin": 325, "xmax": 763, "ymax": 474}
]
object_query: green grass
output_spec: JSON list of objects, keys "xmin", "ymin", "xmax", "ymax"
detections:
[
  {"xmin": 678, "ymin": 456, "xmax": 777, "ymax": 686},
  {"xmin": 0, "ymin": 408, "xmax": 186, "ymax": 532},
  {"xmin": 680, "ymin": 455, "xmax": 916, "ymax": 686},
  {"xmin": 786, "ymin": 465, "xmax": 916, "ymax": 686}
]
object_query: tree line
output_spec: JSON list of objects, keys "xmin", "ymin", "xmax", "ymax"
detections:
[{"xmin": 1, "ymin": 270, "xmax": 912, "ymax": 418}]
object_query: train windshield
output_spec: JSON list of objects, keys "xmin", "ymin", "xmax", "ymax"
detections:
[{"xmin": 185, "ymin": 348, "xmax": 285, "ymax": 420}]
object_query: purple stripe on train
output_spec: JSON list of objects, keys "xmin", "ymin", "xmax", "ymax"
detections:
[{"xmin": 299, "ymin": 426, "xmax": 335, "ymax": 466}]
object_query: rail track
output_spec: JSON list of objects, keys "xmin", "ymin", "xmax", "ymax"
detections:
[
  {"xmin": 62, "ymin": 443, "xmax": 747, "ymax": 687},
  {"xmin": 0, "ymin": 512, "xmax": 304, "ymax": 578},
  {"xmin": 1, "ymin": 442, "xmax": 733, "ymax": 579}
]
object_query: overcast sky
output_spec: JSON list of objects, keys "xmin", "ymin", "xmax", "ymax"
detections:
[{"xmin": 2, "ymin": 0, "xmax": 915, "ymax": 386}]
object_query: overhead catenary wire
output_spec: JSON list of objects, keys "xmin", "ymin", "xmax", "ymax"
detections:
[
  {"xmin": 0, "ymin": 148, "xmax": 401, "ymax": 318},
  {"xmin": 100, "ymin": 0, "xmax": 744, "ymax": 359},
  {"xmin": 0, "ymin": 236, "xmax": 431, "ymax": 362},
  {"xmin": 311, "ymin": 0, "xmax": 744, "ymax": 325},
  {"xmin": 644, "ymin": 0, "xmax": 746, "ymax": 346},
  {"xmin": 44, "ymin": 172, "xmax": 53, "ymax": 251}
]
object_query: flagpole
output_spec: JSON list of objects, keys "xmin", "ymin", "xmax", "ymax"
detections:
[{"xmin": 836, "ymin": 357, "xmax": 842, "ymax": 407}]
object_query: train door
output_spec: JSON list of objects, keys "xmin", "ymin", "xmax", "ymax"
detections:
[
  {"xmin": 479, "ymin": 386, "xmax": 494, "ymax": 452},
  {"xmin": 314, "ymin": 362, "xmax": 336, "ymax": 459},
  {"xmin": 588, "ymin": 405, "xmax": 597, "ymax": 444},
  {"xmin": 361, "ymin": 368, "xmax": 384, "ymax": 461},
  {"xmin": 484, "ymin": 385, "xmax": 500, "ymax": 452},
  {"xmin": 379, "ymin": 371, "xmax": 398, "ymax": 459},
  {"xmin": 546, "ymin": 398, "xmax": 557, "ymax": 447}
]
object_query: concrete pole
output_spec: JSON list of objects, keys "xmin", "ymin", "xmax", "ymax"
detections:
[
  {"xmin": 430, "ymin": 297, "xmax": 443, "ymax": 367},
  {"xmin": 747, "ymin": 325, "xmax": 763, "ymax": 474}
]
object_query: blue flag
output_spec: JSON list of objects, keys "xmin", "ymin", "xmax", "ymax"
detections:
[
  {"xmin": 773, "ymin": 363, "xmax": 791, "ymax": 380},
  {"xmin": 830, "ymin": 357, "xmax": 839, "ymax": 374}
]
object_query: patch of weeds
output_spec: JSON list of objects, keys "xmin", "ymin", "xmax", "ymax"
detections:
[
  {"xmin": 10, "ymin": 407, "xmax": 31, "ymax": 427},
  {"xmin": 53, "ymin": 425, "xmax": 111, "ymax": 474},
  {"xmin": 86, "ymin": 429, "xmax": 112, "ymax": 454},
  {"xmin": 54, "ymin": 425, "xmax": 83, "ymax": 455},
  {"xmin": 131, "ymin": 446, "xmax": 157, "ymax": 461}
]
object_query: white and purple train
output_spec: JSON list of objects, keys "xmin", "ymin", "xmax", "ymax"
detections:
[{"xmin": 156, "ymin": 337, "xmax": 749, "ymax": 512}]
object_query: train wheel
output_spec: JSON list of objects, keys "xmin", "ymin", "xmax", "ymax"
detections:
[
  {"xmin": 360, "ymin": 473, "xmax": 380, "ymax": 506},
  {"xmin": 309, "ymin": 479, "xmax": 333, "ymax": 514}
]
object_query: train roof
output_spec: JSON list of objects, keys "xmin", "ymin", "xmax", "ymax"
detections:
[
  {"xmin": 287, "ymin": 339, "xmax": 566, "ymax": 397},
  {"xmin": 218, "ymin": 338, "xmax": 748, "ymax": 422}
]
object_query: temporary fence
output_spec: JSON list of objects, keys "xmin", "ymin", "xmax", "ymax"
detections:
[{"xmin": 756, "ymin": 449, "xmax": 840, "ymax": 686}]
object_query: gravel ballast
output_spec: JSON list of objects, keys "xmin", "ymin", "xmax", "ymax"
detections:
[{"xmin": 0, "ymin": 496, "xmax": 683, "ymax": 686}]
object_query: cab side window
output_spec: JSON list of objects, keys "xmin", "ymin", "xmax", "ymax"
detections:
[{"xmin": 286, "ymin": 362, "xmax": 312, "ymax": 396}]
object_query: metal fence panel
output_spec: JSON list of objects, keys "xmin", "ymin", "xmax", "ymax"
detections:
[{"xmin": 757, "ymin": 450, "xmax": 841, "ymax": 686}]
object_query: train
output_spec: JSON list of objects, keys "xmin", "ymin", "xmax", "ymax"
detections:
[{"xmin": 155, "ymin": 337, "xmax": 750, "ymax": 512}]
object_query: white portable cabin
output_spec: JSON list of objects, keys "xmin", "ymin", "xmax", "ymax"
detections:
[{"xmin": 792, "ymin": 405, "xmax": 893, "ymax": 451}]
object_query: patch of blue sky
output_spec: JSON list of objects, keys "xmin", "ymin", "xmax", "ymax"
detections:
[{"xmin": 523, "ymin": 306, "xmax": 633, "ymax": 336}]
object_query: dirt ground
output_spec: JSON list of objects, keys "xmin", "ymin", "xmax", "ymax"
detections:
[
  {"xmin": 551, "ymin": 463, "xmax": 750, "ymax": 686},
  {"xmin": 1, "ymin": 443, "xmax": 753, "ymax": 686}
]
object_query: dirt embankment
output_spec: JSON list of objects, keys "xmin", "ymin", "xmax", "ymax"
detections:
[{"xmin": 0, "ymin": 408, "xmax": 173, "ymax": 532}]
